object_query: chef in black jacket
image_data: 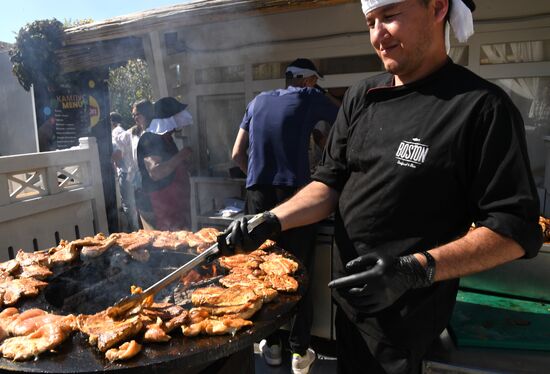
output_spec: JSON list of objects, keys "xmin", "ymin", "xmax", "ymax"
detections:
[{"xmin": 219, "ymin": 0, "xmax": 543, "ymax": 373}]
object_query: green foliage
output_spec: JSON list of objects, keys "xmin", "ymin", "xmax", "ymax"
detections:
[
  {"xmin": 9, "ymin": 19, "xmax": 64, "ymax": 92},
  {"xmin": 108, "ymin": 59, "xmax": 153, "ymax": 127},
  {"xmin": 63, "ymin": 18, "xmax": 94, "ymax": 28}
]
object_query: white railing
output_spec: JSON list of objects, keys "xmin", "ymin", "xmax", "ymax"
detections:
[{"xmin": 0, "ymin": 137, "xmax": 108, "ymax": 260}]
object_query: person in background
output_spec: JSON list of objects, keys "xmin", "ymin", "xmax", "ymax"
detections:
[
  {"xmin": 122, "ymin": 99, "xmax": 155, "ymax": 229},
  {"xmin": 111, "ymin": 112, "xmax": 140, "ymax": 232},
  {"xmin": 37, "ymin": 115, "xmax": 56, "ymax": 152},
  {"xmin": 231, "ymin": 58, "xmax": 339, "ymax": 374},
  {"xmin": 219, "ymin": 0, "xmax": 542, "ymax": 373},
  {"xmin": 137, "ymin": 97, "xmax": 193, "ymax": 231}
]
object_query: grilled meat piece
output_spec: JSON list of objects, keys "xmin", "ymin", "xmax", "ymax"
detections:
[
  {"xmin": 218, "ymin": 274, "xmax": 277, "ymax": 303},
  {"xmin": 264, "ymin": 273, "xmax": 299, "ymax": 292},
  {"xmin": 259, "ymin": 254, "xmax": 298, "ymax": 276},
  {"xmin": 151, "ymin": 231, "xmax": 188, "ymax": 251},
  {"xmin": 7, "ymin": 308, "xmax": 46, "ymax": 335},
  {"xmin": 105, "ymin": 340, "xmax": 142, "ymax": 362},
  {"xmin": 182, "ymin": 316, "xmax": 253, "ymax": 337},
  {"xmin": 0, "ymin": 320, "xmax": 74, "ymax": 361},
  {"xmin": 115, "ymin": 232, "xmax": 152, "ymax": 262},
  {"xmin": 194, "ymin": 228, "xmax": 220, "ymax": 244},
  {"xmin": 47, "ymin": 240, "xmax": 79, "ymax": 265},
  {"xmin": 0, "ymin": 308, "xmax": 19, "ymax": 341},
  {"xmin": 191, "ymin": 285, "xmax": 260, "ymax": 307},
  {"xmin": 257, "ymin": 240, "xmax": 276, "ymax": 251},
  {"xmin": 0, "ymin": 277, "xmax": 48, "ymax": 306},
  {"xmin": 189, "ymin": 307, "xmax": 211, "ymax": 324},
  {"xmin": 142, "ymin": 318, "xmax": 171, "ymax": 343},
  {"xmin": 8, "ymin": 309, "xmax": 76, "ymax": 336},
  {"xmin": 14, "ymin": 263, "xmax": 53, "ymax": 280},
  {"xmin": 141, "ymin": 302, "xmax": 186, "ymax": 320},
  {"xmin": 79, "ymin": 234, "xmax": 119, "ymax": 258},
  {"xmin": 15, "ymin": 249, "xmax": 50, "ymax": 267},
  {"xmin": 218, "ymin": 254, "xmax": 262, "ymax": 271},
  {"xmin": 0, "ymin": 260, "xmax": 20, "ymax": 275},
  {"xmin": 200, "ymin": 299, "xmax": 263, "ymax": 320},
  {"xmin": 76, "ymin": 312, "xmax": 143, "ymax": 352},
  {"xmin": 164, "ymin": 312, "xmax": 189, "ymax": 333}
]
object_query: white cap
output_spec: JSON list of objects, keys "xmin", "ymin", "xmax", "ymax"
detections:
[{"xmin": 361, "ymin": 0, "xmax": 474, "ymax": 49}]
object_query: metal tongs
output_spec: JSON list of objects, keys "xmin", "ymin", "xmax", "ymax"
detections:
[{"xmin": 108, "ymin": 213, "xmax": 266, "ymax": 317}]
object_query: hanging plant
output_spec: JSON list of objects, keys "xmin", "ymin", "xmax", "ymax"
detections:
[{"xmin": 9, "ymin": 19, "xmax": 64, "ymax": 92}]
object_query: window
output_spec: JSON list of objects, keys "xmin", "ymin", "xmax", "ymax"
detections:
[
  {"xmin": 480, "ymin": 40, "xmax": 550, "ymax": 65},
  {"xmin": 195, "ymin": 65, "xmax": 244, "ymax": 84}
]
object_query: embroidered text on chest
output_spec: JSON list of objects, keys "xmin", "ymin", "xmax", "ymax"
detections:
[{"xmin": 395, "ymin": 138, "xmax": 430, "ymax": 169}]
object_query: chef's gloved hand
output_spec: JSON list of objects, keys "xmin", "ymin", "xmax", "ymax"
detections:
[
  {"xmin": 217, "ymin": 211, "xmax": 281, "ymax": 255},
  {"xmin": 328, "ymin": 251, "xmax": 433, "ymax": 314}
]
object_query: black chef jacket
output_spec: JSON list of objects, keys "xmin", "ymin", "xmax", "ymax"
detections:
[{"xmin": 312, "ymin": 59, "xmax": 542, "ymax": 350}]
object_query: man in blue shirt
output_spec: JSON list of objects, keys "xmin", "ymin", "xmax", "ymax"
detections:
[{"xmin": 231, "ymin": 58, "xmax": 338, "ymax": 374}]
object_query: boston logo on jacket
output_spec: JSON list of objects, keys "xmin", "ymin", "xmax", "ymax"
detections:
[{"xmin": 395, "ymin": 138, "xmax": 430, "ymax": 169}]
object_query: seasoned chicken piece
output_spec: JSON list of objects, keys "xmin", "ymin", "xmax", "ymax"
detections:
[
  {"xmin": 191, "ymin": 285, "xmax": 260, "ymax": 307},
  {"xmin": 0, "ymin": 308, "xmax": 19, "ymax": 341},
  {"xmin": 0, "ymin": 260, "xmax": 20, "ymax": 275},
  {"xmin": 151, "ymin": 231, "xmax": 188, "ymax": 251},
  {"xmin": 201, "ymin": 299, "xmax": 263, "ymax": 320},
  {"xmin": 80, "ymin": 234, "xmax": 119, "ymax": 258},
  {"xmin": 164, "ymin": 312, "xmax": 189, "ymax": 333},
  {"xmin": 259, "ymin": 254, "xmax": 298, "ymax": 276},
  {"xmin": 184, "ymin": 233, "xmax": 203, "ymax": 248},
  {"xmin": 14, "ymin": 263, "xmax": 53, "ymax": 280},
  {"xmin": 264, "ymin": 273, "xmax": 298, "ymax": 292},
  {"xmin": 0, "ymin": 321, "xmax": 73, "ymax": 361},
  {"xmin": 257, "ymin": 240, "xmax": 276, "ymax": 251},
  {"xmin": 194, "ymin": 228, "xmax": 220, "ymax": 244},
  {"xmin": 142, "ymin": 317, "xmax": 171, "ymax": 343},
  {"xmin": 113, "ymin": 232, "xmax": 152, "ymax": 262},
  {"xmin": 105, "ymin": 340, "xmax": 142, "ymax": 362},
  {"xmin": 7, "ymin": 309, "xmax": 46, "ymax": 334},
  {"xmin": 141, "ymin": 302, "xmax": 186, "ymax": 320},
  {"xmin": 218, "ymin": 274, "xmax": 277, "ymax": 303},
  {"xmin": 76, "ymin": 312, "xmax": 143, "ymax": 352},
  {"xmin": 218, "ymin": 254, "xmax": 262, "ymax": 271},
  {"xmin": 182, "ymin": 316, "xmax": 252, "ymax": 337},
  {"xmin": 8, "ymin": 309, "xmax": 76, "ymax": 336},
  {"xmin": 0, "ymin": 277, "xmax": 48, "ymax": 306},
  {"xmin": 188, "ymin": 307, "xmax": 210, "ymax": 324},
  {"xmin": 116, "ymin": 232, "xmax": 153, "ymax": 251},
  {"xmin": 71, "ymin": 233, "xmax": 109, "ymax": 248},
  {"xmin": 15, "ymin": 249, "xmax": 50, "ymax": 267},
  {"xmin": 47, "ymin": 240, "xmax": 79, "ymax": 265}
]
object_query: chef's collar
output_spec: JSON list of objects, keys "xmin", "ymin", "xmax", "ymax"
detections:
[{"xmin": 361, "ymin": 0, "xmax": 475, "ymax": 52}]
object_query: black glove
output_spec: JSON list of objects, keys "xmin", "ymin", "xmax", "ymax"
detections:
[
  {"xmin": 328, "ymin": 251, "xmax": 433, "ymax": 314},
  {"xmin": 217, "ymin": 211, "xmax": 281, "ymax": 255}
]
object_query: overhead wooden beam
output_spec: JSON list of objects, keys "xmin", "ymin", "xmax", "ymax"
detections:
[{"xmin": 63, "ymin": 0, "xmax": 357, "ymax": 46}]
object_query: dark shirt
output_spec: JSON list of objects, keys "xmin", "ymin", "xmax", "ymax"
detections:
[
  {"xmin": 240, "ymin": 86, "xmax": 338, "ymax": 189},
  {"xmin": 312, "ymin": 59, "xmax": 542, "ymax": 347},
  {"xmin": 137, "ymin": 132, "xmax": 178, "ymax": 193}
]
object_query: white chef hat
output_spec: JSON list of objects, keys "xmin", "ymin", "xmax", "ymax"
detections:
[
  {"xmin": 147, "ymin": 109, "xmax": 193, "ymax": 135},
  {"xmin": 361, "ymin": 0, "xmax": 475, "ymax": 51}
]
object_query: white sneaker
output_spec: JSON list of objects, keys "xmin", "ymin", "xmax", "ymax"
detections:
[
  {"xmin": 291, "ymin": 348, "xmax": 316, "ymax": 374},
  {"xmin": 259, "ymin": 339, "xmax": 282, "ymax": 366}
]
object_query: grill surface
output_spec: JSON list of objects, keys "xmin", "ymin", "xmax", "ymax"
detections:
[{"xmin": 0, "ymin": 247, "xmax": 306, "ymax": 373}]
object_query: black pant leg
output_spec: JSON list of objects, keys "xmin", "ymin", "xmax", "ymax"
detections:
[
  {"xmin": 335, "ymin": 307, "xmax": 386, "ymax": 374},
  {"xmin": 281, "ymin": 224, "xmax": 317, "ymax": 355}
]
